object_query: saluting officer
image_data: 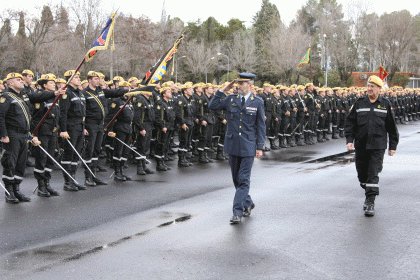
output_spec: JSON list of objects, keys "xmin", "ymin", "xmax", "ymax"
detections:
[
  {"xmin": 345, "ymin": 75, "xmax": 399, "ymax": 217},
  {"xmin": 59, "ymin": 70, "xmax": 87, "ymax": 192},
  {"xmin": 29, "ymin": 74, "xmax": 64, "ymax": 197},
  {"xmin": 0, "ymin": 73, "xmax": 40, "ymax": 203},
  {"xmin": 209, "ymin": 73, "xmax": 266, "ymax": 224}
]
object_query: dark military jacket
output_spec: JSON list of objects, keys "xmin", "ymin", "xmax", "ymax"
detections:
[
  {"xmin": 133, "ymin": 94, "xmax": 155, "ymax": 131},
  {"xmin": 29, "ymin": 89, "xmax": 60, "ymax": 136},
  {"xmin": 154, "ymin": 98, "xmax": 175, "ymax": 130},
  {"xmin": 108, "ymin": 96, "xmax": 134, "ymax": 134},
  {"xmin": 0, "ymin": 88, "xmax": 31, "ymax": 137},
  {"xmin": 59, "ymin": 85, "xmax": 86, "ymax": 132},
  {"xmin": 175, "ymin": 94, "xmax": 194, "ymax": 126}
]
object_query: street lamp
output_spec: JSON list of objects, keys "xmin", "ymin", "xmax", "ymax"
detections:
[
  {"xmin": 205, "ymin": 57, "xmax": 215, "ymax": 84},
  {"xmin": 175, "ymin": 55, "xmax": 186, "ymax": 84},
  {"xmin": 217, "ymin": 52, "xmax": 230, "ymax": 82},
  {"xmin": 323, "ymin": 34, "xmax": 328, "ymax": 87}
]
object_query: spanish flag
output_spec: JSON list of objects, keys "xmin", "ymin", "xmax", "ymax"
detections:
[
  {"xmin": 85, "ymin": 13, "xmax": 116, "ymax": 62},
  {"xmin": 298, "ymin": 47, "xmax": 311, "ymax": 69},
  {"xmin": 140, "ymin": 34, "xmax": 184, "ymax": 85}
]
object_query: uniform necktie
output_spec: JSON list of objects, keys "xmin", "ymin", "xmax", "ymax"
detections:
[{"xmin": 241, "ymin": 96, "xmax": 245, "ymax": 107}]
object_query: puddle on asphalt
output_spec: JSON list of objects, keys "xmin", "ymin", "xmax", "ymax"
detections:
[{"xmin": 2, "ymin": 213, "xmax": 193, "ymax": 274}]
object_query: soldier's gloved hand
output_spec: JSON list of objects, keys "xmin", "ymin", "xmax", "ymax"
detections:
[
  {"xmin": 31, "ymin": 136, "xmax": 41, "ymax": 146},
  {"xmin": 60, "ymin": 132, "xmax": 70, "ymax": 139},
  {"xmin": 108, "ymin": 132, "xmax": 116, "ymax": 137}
]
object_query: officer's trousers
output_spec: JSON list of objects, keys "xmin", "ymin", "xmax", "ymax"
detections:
[
  {"xmin": 229, "ymin": 155, "xmax": 254, "ymax": 217},
  {"xmin": 355, "ymin": 148, "xmax": 385, "ymax": 197},
  {"xmin": 1, "ymin": 130, "xmax": 28, "ymax": 184}
]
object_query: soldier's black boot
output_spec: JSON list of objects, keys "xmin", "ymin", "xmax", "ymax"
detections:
[
  {"xmin": 178, "ymin": 152, "xmax": 190, "ymax": 167},
  {"xmin": 323, "ymin": 131, "xmax": 330, "ymax": 141},
  {"xmin": 317, "ymin": 131, "xmax": 324, "ymax": 142},
  {"xmin": 45, "ymin": 179, "xmax": 60, "ymax": 196},
  {"xmin": 303, "ymin": 132, "xmax": 310, "ymax": 145},
  {"xmin": 13, "ymin": 183, "xmax": 31, "ymax": 202},
  {"xmin": 114, "ymin": 162, "xmax": 126, "ymax": 181},
  {"xmin": 296, "ymin": 135, "xmax": 305, "ymax": 146},
  {"xmin": 332, "ymin": 127, "xmax": 340, "ymax": 139},
  {"xmin": 137, "ymin": 160, "xmax": 146, "ymax": 175},
  {"xmin": 71, "ymin": 171, "xmax": 86, "ymax": 190},
  {"xmin": 279, "ymin": 136, "xmax": 288, "ymax": 148},
  {"xmin": 215, "ymin": 146, "xmax": 226, "ymax": 160},
  {"xmin": 120, "ymin": 164, "xmax": 131, "ymax": 181},
  {"xmin": 142, "ymin": 160, "xmax": 155, "ymax": 174},
  {"xmin": 287, "ymin": 136, "xmax": 297, "ymax": 147},
  {"xmin": 92, "ymin": 169, "xmax": 107, "ymax": 185},
  {"xmin": 204, "ymin": 150, "xmax": 214, "ymax": 162},
  {"xmin": 364, "ymin": 196, "xmax": 376, "ymax": 217},
  {"xmin": 106, "ymin": 148, "xmax": 112, "ymax": 165},
  {"xmin": 199, "ymin": 151, "xmax": 209, "ymax": 163},
  {"xmin": 37, "ymin": 179, "xmax": 50, "ymax": 197},
  {"xmin": 156, "ymin": 158, "xmax": 168, "ymax": 171},
  {"xmin": 4, "ymin": 183, "xmax": 19, "ymax": 204},
  {"xmin": 84, "ymin": 169, "xmax": 96, "ymax": 187},
  {"xmin": 63, "ymin": 172, "xmax": 77, "ymax": 192}
]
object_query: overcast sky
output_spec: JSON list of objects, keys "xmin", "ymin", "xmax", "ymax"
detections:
[{"xmin": 3, "ymin": 0, "xmax": 419, "ymax": 27}]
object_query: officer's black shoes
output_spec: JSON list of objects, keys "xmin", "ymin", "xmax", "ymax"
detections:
[
  {"xmin": 230, "ymin": 215, "xmax": 242, "ymax": 224},
  {"xmin": 364, "ymin": 196, "xmax": 375, "ymax": 217},
  {"xmin": 137, "ymin": 163, "xmax": 146, "ymax": 175},
  {"xmin": 13, "ymin": 184, "xmax": 31, "ymax": 202},
  {"xmin": 243, "ymin": 203, "xmax": 255, "ymax": 217},
  {"xmin": 37, "ymin": 180, "xmax": 50, "ymax": 197},
  {"xmin": 93, "ymin": 177, "xmax": 107, "ymax": 185},
  {"xmin": 45, "ymin": 180, "xmax": 60, "ymax": 196},
  {"xmin": 5, "ymin": 184, "xmax": 19, "ymax": 204}
]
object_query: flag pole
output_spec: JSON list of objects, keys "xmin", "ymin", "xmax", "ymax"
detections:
[
  {"xmin": 310, "ymin": 61, "xmax": 313, "ymax": 82},
  {"xmin": 32, "ymin": 57, "xmax": 86, "ymax": 135},
  {"xmin": 104, "ymin": 95, "xmax": 135, "ymax": 131}
]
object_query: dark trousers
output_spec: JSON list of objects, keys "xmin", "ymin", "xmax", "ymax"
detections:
[
  {"xmin": 34, "ymin": 132, "xmax": 57, "ymax": 181},
  {"xmin": 1, "ymin": 131, "xmax": 28, "ymax": 184},
  {"xmin": 61, "ymin": 125, "xmax": 84, "ymax": 173},
  {"xmin": 265, "ymin": 113, "xmax": 272, "ymax": 137},
  {"xmin": 155, "ymin": 128, "xmax": 173, "ymax": 159},
  {"xmin": 280, "ymin": 115, "xmax": 290, "ymax": 136},
  {"xmin": 178, "ymin": 124, "xmax": 193, "ymax": 153},
  {"xmin": 84, "ymin": 121, "xmax": 104, "ymax": 168},
  {"xmin": 229, "ymin": 155, "xmax": 254, "ymax": 217},
  {"xmin": 135, "ymin": 123, "xmax": 153, "ymax": 159},
  {"xmin": 317, "ymin": 115, "xmax": 325, "ymax": 132},
  {"xmin": 286, "ymin": 115, "xmax": 297, "ymax": 137},
  {"xmin": 112, "ymin": 130, "xmax": 131, "ymax": 166},
  {"xmin": 355, "ymin": 148, "xmax": 385, "ymax": 196}
]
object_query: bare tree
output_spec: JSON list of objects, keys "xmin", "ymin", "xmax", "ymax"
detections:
[{"xmin": 226, "ymin": 30, "xmax": 257, "ymax": 73}]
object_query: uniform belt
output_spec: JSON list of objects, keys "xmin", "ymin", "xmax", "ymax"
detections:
[{"xmin": 6, "ymin": 125, "xmax": 29, "ymax": 134}]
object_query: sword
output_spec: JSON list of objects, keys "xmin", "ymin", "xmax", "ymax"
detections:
[
  {"xmin": 66, "ymin": 138, "xmax": 96, "ymax": 178},
  {"xmin": 113, "ymin": 137, "xmax": 151, "ymax": 164},
  {"xmin": 290, "ymin": 123, "xmax": 301, "ymax": 135},
  {"xmin": 32, "ymin": 144, "xmax": 80, "ymax": 193},
  {"xmin": 0, "ymin": 149, "xmax": 10, "ymax": 194}
]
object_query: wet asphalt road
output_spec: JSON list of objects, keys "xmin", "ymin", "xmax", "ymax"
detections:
[{"xmin": 1, "ymin": 122, "xmax": 420, "ymax": 279}]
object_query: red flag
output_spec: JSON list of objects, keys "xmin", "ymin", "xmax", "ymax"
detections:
[{"xmin": 379, "ymin": 65, "xmax": 388, "ymax": 81}]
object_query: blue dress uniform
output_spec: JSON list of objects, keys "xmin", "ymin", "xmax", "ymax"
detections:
[{"xmin": 209, "ymin": 73, "xmax": 266, "ymax": 222}]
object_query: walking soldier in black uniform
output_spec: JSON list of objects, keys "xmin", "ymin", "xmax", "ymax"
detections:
[
  {"xmin": 0, "ymin": 73, "xmax": 40, "ymax": 203},
  {"xmin": 345, "ymin": 76, "xmax": 399, "ymax": 217},
  {"xmin": 270, "ymin": 88, "xmax": 281, "ymax": 149},
  {"xmin": 286, "ymin": 88, "xmax": 298, "ymax": 147},
  {"xmin": 175, "ymin": 84, "xmax": 195, "ymax": 167},
  {"xmin": 132, "ymin": 85, "xmax": 156, "ymax": 175},
  {"xmin": 303, "ymin": 83, "xmax": 315, "ymax": 145},
  {"xmin": 59, "ymin": 70, "xmax": 87, "ymax": 192},
  {"xmin": 279, "ymin": 86, "xmax": 291, "ymax": 148},
  {"xmin": 29, "ymin": 74, "xmax": 64, "ymax": 197},
  {"xmin": 195, "ymin": 84, "xmax": 215, "ymax": 163}
]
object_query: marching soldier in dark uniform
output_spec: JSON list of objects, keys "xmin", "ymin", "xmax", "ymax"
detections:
[
  {"xmin": 260, "ymin": 83, "xmax": 273, "ymax": 151},
  {"xmin": 175, "ymin": 84, "xmax": 194, "ymax": 167},
  {"xmin": 59, "ymin": 70, "xmax": 87, "ymax": 192},
  {"xmin": 191, "ymin": 83, "xmax": 204, "ymax": 156},
  {"xmin": 0, "ymin": 73, "xmax": 40, "ymax": 203},
  {"xmin": 315, "ymin": 88, "xmax": 327, "ymax": 142},
  {"xmin": 295, "ymin": 85, "xmax": 307, "ymax": 146},
  {"xmin": 346, "ymin": 76, "xmax": 399, "ymax": 217},
  {"xmin": 303, "ymin": 83, "xmax": 315, "ymax": 145},
  {"xmin": 107, "ymin": 92, "xmax": 135, "ymax": 181},
  {"xmin": 339, "ymin": 90, "xmax": 350, "ymax": 137},
  {"xmin": 132, "ymin": 85, "xmax": 156, "ymax": 175},
  {"xmin": 154, "ymin": 87, "xmax": 175, "ymax": 171},
  {"xmin": 212, "ymin": 84, "xmax": 228, "ymax": 160},
  {"xmin": 209, "ymin": 73, "xmax": 266, "ymax": 224},
  {"xmin": 29, "ymin": 74, "xmax": 64, "ymax": 197},
  {"xmin": 331, "ymin": 88, "xmax": 340, "ymax": 139}
]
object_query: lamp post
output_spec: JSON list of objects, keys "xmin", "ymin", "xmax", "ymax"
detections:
[
  {"xmin": 205, "ymin": 57, "xmax": 215, "ymax": 84},
  {"xmin": 323, "ymin": 34, "xmax": 328, "ymax": 87},
  {"xmin": 175, "ymin": 55, "xmax": 186, "ymax": 84},
  {"xmin": 217, "ymin": 52, "xmax": 230, "ymax": 82}
]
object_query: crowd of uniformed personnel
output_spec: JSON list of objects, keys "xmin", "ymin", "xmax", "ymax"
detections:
[{"xmin": 0, "ymin": 69, "xmax": 419, "ymax": 203}]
